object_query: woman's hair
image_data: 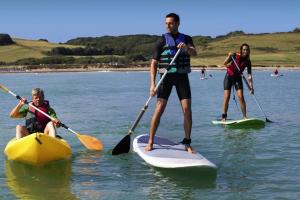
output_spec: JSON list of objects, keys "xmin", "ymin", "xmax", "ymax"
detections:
[{"xmin": 240, "ymin": 43, "xmax": 250, "ymax": 54}]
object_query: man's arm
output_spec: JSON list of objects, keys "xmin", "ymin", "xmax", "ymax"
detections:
[
  {"xmin": 178, "ymin": 35, "xmax": 197, "ymax": 56},
  {"xmin": 186, "ymin": 45, "xmax": 197, "ymax": 56},
  {"xmin": 149, "ymin": 59, "xmax": 158, "ymax": 97},
  {"xmin": 149, "ymin": 37, "xmax": 164, "ymax": 96}
]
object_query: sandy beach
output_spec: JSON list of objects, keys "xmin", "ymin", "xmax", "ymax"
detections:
[{"xmin": 0, "ymin": 65, "xmax": 299, "ymax": 73}]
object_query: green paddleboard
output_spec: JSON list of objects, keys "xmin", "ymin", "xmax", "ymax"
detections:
[{"xmin": 212, "ymin": 118, "xmax": 265, "ymax": 129}]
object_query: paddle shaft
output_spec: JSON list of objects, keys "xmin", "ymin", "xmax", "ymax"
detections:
[
  {"xmin": 127, "ymin": 49, "xmax": 181, "ymax": 135},
  {"xmin": 232, "ymin": 86, "xmax": 240, "ymax": 112},
  {"xmin": 2, "ymin": 86, "xmax": 79, "ymax": 136},
  {"xmin": 231, "ymin": 56, "xmax": 271, "ymax": 122}
]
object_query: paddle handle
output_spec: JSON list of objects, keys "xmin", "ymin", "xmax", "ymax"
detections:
[
  {"xmin": 25, "ymin": 102, "xmax": 79, "ymax": 134},
  {"xmin": 60, "ymin": 124, "xmax": 79, "ymax": 136},
  {"xmin": 26, "ymin": 102, "xmax": 80, "ymax": 134},
  {"xmin": 30, "ymin": 102, "xmax": 56, "ymax": 120},
  {"xmin": 21, "ymin": 97, "xmax": 76, "ymax": 133},
  {"xmin": 128, "ymin": 49, "xmax": 181, "ymax": 135}
]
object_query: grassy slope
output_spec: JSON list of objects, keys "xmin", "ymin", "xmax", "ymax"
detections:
[
  {"xmin": 1, "ymin": 32, "xmax": 300, "ymax": 66},
  {"xmin": 0, "ymin": 38, "xmax": 78, "ymax": 63},
  {"xmin": 192, "ymin": 32, "xmax": 300, "ymax": 66}
]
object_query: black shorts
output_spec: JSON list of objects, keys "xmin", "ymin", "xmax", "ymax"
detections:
[
  {"xmin": 223, "ymin": 73, "xmax": 243, "ymax": 90},
  {"xmin": 157, "ymin": 73, "xmax": 191, "ymax": 100}
]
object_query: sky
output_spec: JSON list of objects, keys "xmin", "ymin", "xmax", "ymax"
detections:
[{"xmin": 1, "ymin": 0, "xmax": 299, "ymax": 43}]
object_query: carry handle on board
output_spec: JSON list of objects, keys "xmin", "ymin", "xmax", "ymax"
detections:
[
  {"xmin": 231, "ymin": 56, "xmax": 272, "ymax": 122},
  {"xmin": 0, "ymin": 84, "xmax": 104, "ymax": 150},
  {"xmin": 112, "ymin": 49, "xmax": 182, "ymax": 155}
]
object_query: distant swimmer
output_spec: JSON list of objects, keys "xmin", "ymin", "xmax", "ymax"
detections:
[
  {"xmin": 200, "ymin": 67, "xmax": 206, "ymax": 79},
  {"xmin": 271, "ymin": 67, "xmax": 283, "ymax": 77}
]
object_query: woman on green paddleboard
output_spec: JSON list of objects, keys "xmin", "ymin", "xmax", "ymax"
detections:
[{"xmin": 221, "ymin": 43, "xmax": 254, "ymax": 121}]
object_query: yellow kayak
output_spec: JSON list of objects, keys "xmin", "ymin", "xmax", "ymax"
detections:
[{"xmin": 4, "ymin": 133, "xmax": 72, "ymax": 166}]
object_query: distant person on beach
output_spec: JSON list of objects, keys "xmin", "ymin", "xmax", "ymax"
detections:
[
  {"xmin": 201, "ymin": 67, "xmax": 206, "ymax": 78},
  {"xmin": 221, "ymin": 43, "xmax": 254, "ymax": 121},
  {"xmin": 144, "ymin": 13, "xmax": 197, "ymax": 153},
  {"xmin": 9, "ymin": 88, "xmax": 61, "ymax": 139}
]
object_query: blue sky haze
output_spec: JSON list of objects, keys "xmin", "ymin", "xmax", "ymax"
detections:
[{"xmin": 1, "ymin": 0, "xmax": 299, "ymax": 42}]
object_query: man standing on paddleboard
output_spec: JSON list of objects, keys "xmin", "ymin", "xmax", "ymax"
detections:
[
  {"xmin": 145, "ymin": 13, "xmax": 197, "ymax": 153},
  {"xmin": 221, "ymin": 43, "xmax": 254, "ymax": 121}
]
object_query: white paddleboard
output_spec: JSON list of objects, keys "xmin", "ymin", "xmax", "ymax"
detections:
[
  {"xmin": 270, "ymin": 74, "xmax": 283, "ymax": 77},
  {"xmin": 212, "ymin": 118, "xmax": 265, "ymax": 128},
  {"xmin": 133, "ymin": 134, "xmax": 216, "ymax": 169}
]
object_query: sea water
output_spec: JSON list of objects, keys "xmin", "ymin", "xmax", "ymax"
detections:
[{"xmin": 0, "ymin": 70, "xmax": 299, "ymax": 199}]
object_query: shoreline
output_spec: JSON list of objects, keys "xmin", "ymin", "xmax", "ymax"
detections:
[{"xmin": 0, "ymin": 65, "xmax": 299, "ymax": 74}]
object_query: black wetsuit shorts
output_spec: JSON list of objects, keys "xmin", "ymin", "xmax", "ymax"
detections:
[
  {"xmin": 223, "ymin": 73, "xmax": 243, "ymax": 90},
  {"xmin": 157, "ymin": 73, "xmax": 191, "ymax": 100}
]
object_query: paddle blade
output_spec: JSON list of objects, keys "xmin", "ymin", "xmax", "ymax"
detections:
[
  {"xmin": 0, "ymin": 84, "xmax": 10, "ymax": 93},
  {"xmin": 266, "ymin": 118, "xmax": 273, "ymax": 123},
  {"xmin": 112, "ymin": 135, "xmax": 131, "ymax": 155},
  {"xmin": 77, "ymin": 134, "xmax": 104, "ymax": 151}
]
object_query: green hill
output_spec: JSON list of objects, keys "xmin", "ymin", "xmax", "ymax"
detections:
[
  {"xmin": 0, "ymin": 38, "xmax": 78, "ymax": 63},
  {"xmin": 0, "ymin": 31, "xmax": 300, "ymax": 67},
  {"xmin": 193, "ymin": 32, "xmax": 300, "ymax": 66},
  {"xmin": 66, "ymin": 34, "xmax": 159, "ymax": 56}
]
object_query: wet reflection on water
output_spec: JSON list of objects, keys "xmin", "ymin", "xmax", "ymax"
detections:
[
  {"xmin": 145, "ymin": 165, "xmax": 217, "ymax": 200},
  {"xmin": 71, "ymin": 150, "xmax": 104, "ymax": 199},
  {"xmin": 5, "ymin": 160, "xmax": 78, "ymax": 200},
  {"xmin": 219, "ymin": 129, "xmax": 257, "ymax": 197}
]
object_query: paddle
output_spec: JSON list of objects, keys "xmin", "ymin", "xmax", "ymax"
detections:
[
  {"xmin": 231, "ymin": 56, "xmax": 272, "ymax": 122},
  {"xmin": 0, "ymin": 84, "xmax": 104, "ymax": 150},
  {"xmin": 112, "ymin": 49, "xmax": 182, "ymax": 155},
  {"xmin": 232, "ymin": 86, "xmax": 240, "ymax": 112}
]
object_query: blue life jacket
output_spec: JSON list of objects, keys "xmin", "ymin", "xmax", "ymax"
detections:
[{"xmin": 158, "ymin": 33, "xmax": 191, "ymax": 74}]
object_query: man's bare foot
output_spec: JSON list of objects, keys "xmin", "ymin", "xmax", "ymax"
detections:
[
  {"xmin": 144, "ymin": 143, "xmax": 153, "ymax": 152},
  {"xmin": 186, "ymin": 145, "xmax": 195, "ymax": 154}
]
